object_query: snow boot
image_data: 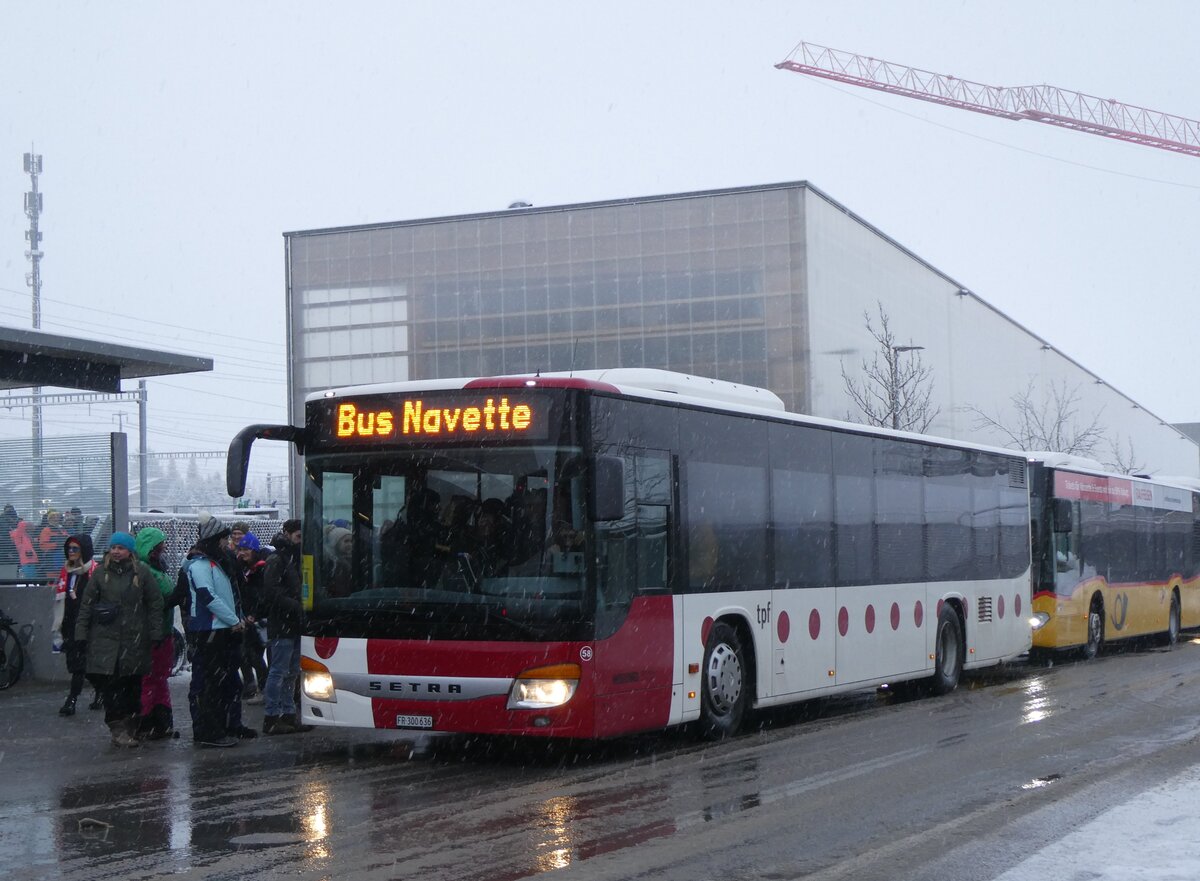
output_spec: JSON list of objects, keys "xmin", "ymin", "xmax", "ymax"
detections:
[
  {"xmin": 142, "ymin": 704, "xmax": 175, "ymax": 740},
  {"xmin": 282, "ymin": 713, "xmax": 314, "ymax": 733},
  {"xmin": 263, "ymin": 715, "xmax": 297, "ymax": 735},
  {"xmin": 109, "ymin": 719, "xmax": 140, "ymax": 748},
  {"xmin": 59, "ymin": 695, "xmax": 77, "ymax": 716}
]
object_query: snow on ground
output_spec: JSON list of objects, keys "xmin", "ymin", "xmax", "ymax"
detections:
[{"xmin": 995, "ymin": 764, "xmax": 1200, "ymax": 881}]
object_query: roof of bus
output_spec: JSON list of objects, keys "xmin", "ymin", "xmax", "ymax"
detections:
[{"xmin": 306, "ymin": 369, "xmax": 1032, "ymax": 460}]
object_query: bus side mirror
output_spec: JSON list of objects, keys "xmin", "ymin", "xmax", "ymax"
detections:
[
  {"xmin": 227, "ymin": 424, "xmax": 306, "ymax": 498},
  {"xmin": 1052, "ymin": 498, "xmax": 1073, "ymax": 534},
  {"xmin": 590, "ymin": 456, "xmax": 625, "ymax": 522}
]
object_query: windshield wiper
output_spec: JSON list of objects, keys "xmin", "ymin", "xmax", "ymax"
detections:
[{"xmin": 484, "ymin": 609, "xmax": 540, "ymax": 639}]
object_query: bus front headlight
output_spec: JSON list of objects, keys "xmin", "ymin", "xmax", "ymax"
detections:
[
  {"xmin": 301, "ymin": 655, "xmax": 338, "ymax": 703},
  {"xmin": 507, "ymin": 663, "xmax": 581, "ymax": 709},
  {"xmin": 1028, "ymin": 612, "xmax": 1051, "ymax": 631}
]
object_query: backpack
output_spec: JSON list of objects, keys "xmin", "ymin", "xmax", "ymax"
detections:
[{"xmin": 171, "ymin": 562, "xmax": 193, "ymax": 618}]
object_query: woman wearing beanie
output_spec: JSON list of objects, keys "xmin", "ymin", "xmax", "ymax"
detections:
[
  {"xmin": 53, "ymin": 534, "xmax": 98, "ymax": 716},
  {"xmin": 135, "ymin": 527, "xmax": 177, "ymax": 739},
  {"xmin": 323, "ymin": 525, "xmax": 353, "ymax": 597},
  {"xmin": 75, "ymin": 531, "xmax": 164, "ymax": 748},
  {"xmin": 185, "ymin": 513, "xmax": 256, "ymax": 747}
]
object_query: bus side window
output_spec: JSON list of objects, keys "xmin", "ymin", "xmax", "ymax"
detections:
[{"xmin": 596, "ymin": 452, "xmax": 671, "ymax": 624}]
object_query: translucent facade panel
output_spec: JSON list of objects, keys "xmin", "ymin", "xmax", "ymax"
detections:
[{"xmin": 288, "ymin": 187, "xmax": 808, "ymax": 436}]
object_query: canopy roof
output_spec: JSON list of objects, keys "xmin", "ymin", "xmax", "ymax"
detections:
[{"xmin": 0, "ymin": 326, "xmax": 212, "ymax": 392}]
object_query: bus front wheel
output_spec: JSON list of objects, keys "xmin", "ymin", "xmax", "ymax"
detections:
[
  {"xmin": 1082, "ymin": 598, "xmax": 1104, "ymax": 660},
  {"xmin": 929, "ymin": 607, "xmax": 963, "ymax": 696},
  {"xmin": 699, "ymin": 622, "xmax": 747, "ymax": 740},
  {"xmin": 1161, "ymin": 593, "xmax": 1181, "ymax": 649}
]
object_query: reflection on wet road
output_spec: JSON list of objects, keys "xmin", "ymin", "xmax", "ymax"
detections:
[{"xmin": 7, "ymin": 642, "xmax": 1200, "ymax": 881}]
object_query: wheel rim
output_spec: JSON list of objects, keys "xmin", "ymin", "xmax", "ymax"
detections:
[
  {"xmin": 1088, "ymin": 610, "xmax": 1101, "ymax": 650},
  {"xmin": 938, "ymin": 623, "xmax": 958, "ymax": 677},
  {"xmin": 706, "ymin": 642, "xmax": 742, "ymax": 716}
]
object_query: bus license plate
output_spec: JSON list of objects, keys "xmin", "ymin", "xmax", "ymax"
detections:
[{"xmin": 396, "ymin": 714, "xmax": 434, "ymax": 730}]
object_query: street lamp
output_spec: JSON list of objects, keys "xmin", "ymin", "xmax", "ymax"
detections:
[{"xmin": 889, "ymin": 344, "xmax": 924, "ymax": 429}]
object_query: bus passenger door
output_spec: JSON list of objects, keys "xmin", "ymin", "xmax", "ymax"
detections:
[
  {"xmin": 593, "ymin": 450, "xmax": 677, "ymax": 736},
  {"xmin": 1054, "ymin": 498, "xmax": 1086, "ymax": 647}
]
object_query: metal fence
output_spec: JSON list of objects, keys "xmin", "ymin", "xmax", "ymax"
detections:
[{"xmin": 127, "ymin": 514, "xmax": 285, "ymax": 573}]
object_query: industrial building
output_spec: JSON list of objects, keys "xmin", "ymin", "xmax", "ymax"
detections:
[{"xmin": 283, "ymin": 181, "xmax": 1199, "ymax": 479}]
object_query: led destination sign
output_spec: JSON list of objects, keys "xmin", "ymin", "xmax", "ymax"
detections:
[{"xmin": 323, "ymin": 392, "xmax": 552, "ymax": 443}]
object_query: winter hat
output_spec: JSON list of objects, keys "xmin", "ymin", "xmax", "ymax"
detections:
[
  {"xmin": 197, "ymin": 512, "xmax": 231, "ymax": 542},
  {"xmin": 68, "ymin": 533, "xmax": 95, "ymax": 563},
  {"xmin": 109, "ymin": 531, "xmax": 136, "ymax": 552},
  {"xmin": 324, "ymin": 525, "xmax": 352, "ymax": 557},
  {"xmin": 134, "ymin": 527, "xmax": 167, "ymax": 562},
  {"xmin": 237, "ymin": 532, "xmax": 261, "ymax": 551}
]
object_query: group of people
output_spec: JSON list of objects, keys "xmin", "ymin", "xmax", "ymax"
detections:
[
  {"xmin": 54, "ymin": 514, "xmax": 310, "ymax": 749},
  {"xmin": 2, "ymin": 505, "xmax": 86, "ymax": 579},
  {"xmin": 375, "ymin": 486, "xmax": 582, "ymax": 590}
]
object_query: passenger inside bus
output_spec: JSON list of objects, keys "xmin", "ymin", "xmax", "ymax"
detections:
[
  {"xmin": 403, "ymin": 487, "xmax": 444, "ymax": 588},
  {"xmin": 506, "ymin": 488, "xmax": 548, "ymax": 576},
  {"xmin": 323, "ymin": 525, "xmax": 354, "ymax": 597},
  {"xmin": 546, "ymin": 517, "xmax": 585, "ymax": 575},
  {"xmin": 469, "ymin": 498, "xmax": 511, "ymax": 578}
]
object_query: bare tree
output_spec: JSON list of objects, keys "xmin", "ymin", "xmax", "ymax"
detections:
[
  {"xmin": 841, "ymin": 302, "xmax": 939, "ymax": 432},
  {"xmin": 1104, "ymin": 436, "xmax": 1147, "ymax": 475},
  {"xmin": 965, "ymin": 379, "xmax": 1106, "ymax": 456}
]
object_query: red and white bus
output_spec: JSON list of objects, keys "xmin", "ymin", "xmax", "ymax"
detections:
[
  {"xmin": 1027, "ymin": 454, "xmax": 1200, "ymax": 658},
  {"xmin": 228, "ymin": 369, "xmax": 1033, "ymax": 739}
]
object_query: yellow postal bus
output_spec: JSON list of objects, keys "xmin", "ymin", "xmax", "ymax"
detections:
[{"xmin": 1028, "ymin": 454, "xmax": 1200, "ymax": 658}]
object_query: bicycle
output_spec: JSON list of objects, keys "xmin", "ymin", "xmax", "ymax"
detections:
[
  {"xmin": 169, "ymin": 625, "xmax": 190, "ymax": 677},
  {"xmin": 0, "ymin": 607, "xmax": 25, "ymax": 690}
]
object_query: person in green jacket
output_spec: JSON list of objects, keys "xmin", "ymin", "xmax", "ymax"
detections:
[
  {"xmin": 76, "ymin": 532, "xmax": 164, "ymax": 748},
  {"xmin": 135, "ymin": 527, "xmax": 177, "ymax": 740}
]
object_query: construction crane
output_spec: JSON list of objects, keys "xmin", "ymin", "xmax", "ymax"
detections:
[{"xmin": 776, "ymin": 42, "xmax": 1200, "ymax": 157}]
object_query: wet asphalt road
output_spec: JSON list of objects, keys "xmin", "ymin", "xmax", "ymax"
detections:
[{"xmin": 4, "ymin": 638, "xmax": 1200, "ymax": 881}]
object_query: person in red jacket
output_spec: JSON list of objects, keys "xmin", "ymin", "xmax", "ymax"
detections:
[
  {"xmin": 39, "ymin": 509, "xmax": 69, "ymax": 577},
  {"xmin": 10, "ymin": 518, "xmax": 38, "ymax": 579},
  {"xmin": 54, "ymin": 535, "xmax": 99, "ymax": 716}
]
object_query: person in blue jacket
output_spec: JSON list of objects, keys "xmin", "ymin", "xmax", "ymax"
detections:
[{"xmin": 185, "ymin": 513, "xmax": 257, "ymax": 747}]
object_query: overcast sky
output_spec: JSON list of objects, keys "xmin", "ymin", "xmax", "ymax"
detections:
[{"xmin": 1, "ymin": 2, "xmax": 1197, "ymax": 487}]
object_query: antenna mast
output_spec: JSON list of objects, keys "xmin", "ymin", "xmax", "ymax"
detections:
[{"xmin": 24, "ymin": 150, "xmax": 45, "ymax": 506}]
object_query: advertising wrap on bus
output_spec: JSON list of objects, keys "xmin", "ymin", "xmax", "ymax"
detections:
[{"xmin": 1052, "ymin": 470, "xmax": 1191, "ymax": 512}]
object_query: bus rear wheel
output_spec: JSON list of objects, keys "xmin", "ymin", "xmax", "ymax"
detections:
[
  {"xmin": 1081, "ymin": 599, "xmax": 1104, "ymax": 660},
  {"xmin": 1161, "ymin": 593, "xmax": 1181, "ymax": 649},
  {"xmin": 699, "ymin": 622, "xmax": 747, "ymax": 740},
  {"xmin": 929, "ymin": 606, "xmax": 963, "ymax": 696}
]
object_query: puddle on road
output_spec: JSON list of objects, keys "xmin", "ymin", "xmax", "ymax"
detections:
[
  {"xmin": 54, "ymin": 766, "xmax": 333, "ymax": 864},
  {"xmin": 228, "ymin": 832, "xmax": 309, "ymax": 847},
  {"xmin": 1021, "ymin": 773, "xmax": 1063, "ymax": 791}
]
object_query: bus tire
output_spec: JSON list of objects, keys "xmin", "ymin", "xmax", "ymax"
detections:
[
  {"xmin": 929, "ymin": 606, "xmax": 963, "ymax": 696},
  {"xmin": 1081, "ymin": 596, "xmax": 1104, "ymax": 660},
  {"xmin": 1161, "ymin": 592, "xmax": 1181, "ymax": 649},
  {"xmin": 698, "ymin": 622, "xmax": 747, "ymax": 740}
]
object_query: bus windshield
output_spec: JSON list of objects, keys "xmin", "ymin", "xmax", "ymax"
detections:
[{"xmin": 303, "ymin": 444, "xmax": 590, "ymax": 641}]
